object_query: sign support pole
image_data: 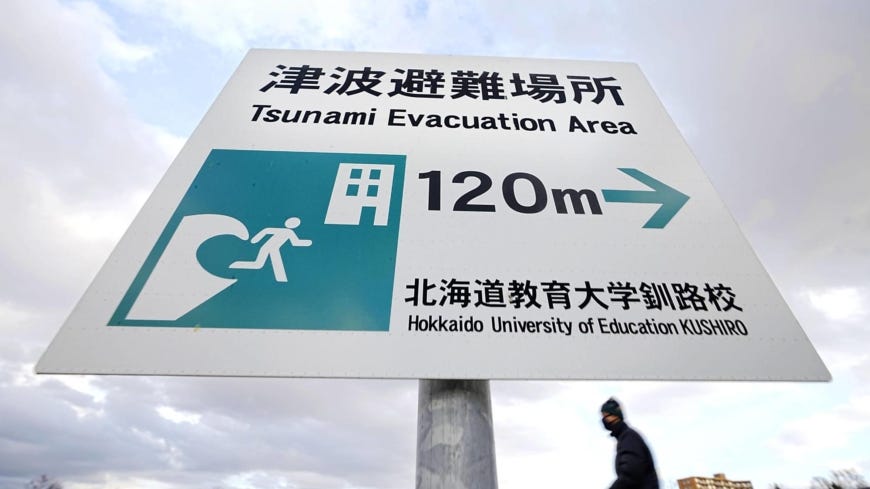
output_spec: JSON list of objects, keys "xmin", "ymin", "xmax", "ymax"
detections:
[{"xmin": 416, "ymin": 379, "xmax": 498, "ymax": 489}]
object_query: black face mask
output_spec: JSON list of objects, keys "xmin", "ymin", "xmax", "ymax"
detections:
[{"xmin": 602, "ymin": 417, "xmax": 618, "ymax": 431}]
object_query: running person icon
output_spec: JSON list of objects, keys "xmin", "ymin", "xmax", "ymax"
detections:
[{"xmin": 229, "ymin": 217, "xmax": 312, "ymax": 282}]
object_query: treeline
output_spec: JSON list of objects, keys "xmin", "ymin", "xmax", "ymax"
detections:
[{"xmin": 771, "ymin": 469, "xmax": 869, "ymax": 489}]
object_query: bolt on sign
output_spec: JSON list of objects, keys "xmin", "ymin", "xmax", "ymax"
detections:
[{"xmin": 37, "ymin": 50, "xmax": 830, "ymax": 381}]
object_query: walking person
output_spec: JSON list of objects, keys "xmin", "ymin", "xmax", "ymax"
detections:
[{"xmin": 601, "ymin": 397, "xmax": 660, "ymax": 489}]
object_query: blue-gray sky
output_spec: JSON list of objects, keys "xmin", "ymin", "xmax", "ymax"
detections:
[{"xmin": 2, "ymin": 1, "xmax": 868, "ymax": 488}]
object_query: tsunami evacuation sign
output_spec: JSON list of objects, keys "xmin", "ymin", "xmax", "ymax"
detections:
[{"xmin": 37, "ymin": 49, "xmax": 830, "ymax": 381}]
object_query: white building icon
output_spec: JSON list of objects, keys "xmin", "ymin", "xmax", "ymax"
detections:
[{"xmin": 325, "ymin": 163, "xmax": 395, "ymax": 226}]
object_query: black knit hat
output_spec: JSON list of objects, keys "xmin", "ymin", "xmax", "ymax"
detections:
[{"xmin": 601, "ymin": 397, "xmax": 624, "ymax": 420}]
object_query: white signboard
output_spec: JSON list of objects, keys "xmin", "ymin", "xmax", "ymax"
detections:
[{"xmin": 37, "ymin": 49, "xmax": 830, "ymax": 380}]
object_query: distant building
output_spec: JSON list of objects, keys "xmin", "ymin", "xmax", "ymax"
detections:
[{"xmin": 678, "ymin": 473, "xmax": 753, "ymax": 489}]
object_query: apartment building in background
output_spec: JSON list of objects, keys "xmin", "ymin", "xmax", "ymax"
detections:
[{"xmin": 678, "ymin": 473, "xmax": 753, "ymax": 489}]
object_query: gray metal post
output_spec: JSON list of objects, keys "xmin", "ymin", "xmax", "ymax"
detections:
[{"xmin": 416, "ymin": 379, "xmax": 498, "ymax": 489}]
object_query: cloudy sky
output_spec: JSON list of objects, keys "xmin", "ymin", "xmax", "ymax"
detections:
[{"xmin": 2, "ymin": 1, "xmax": 869, "ymax": 488}]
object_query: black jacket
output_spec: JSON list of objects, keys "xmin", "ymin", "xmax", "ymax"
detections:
[{"xmin": 608, "ymin": 421, "xmax": 659, "ymax": 489}]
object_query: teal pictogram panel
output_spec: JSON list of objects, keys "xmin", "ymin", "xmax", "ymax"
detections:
[{"xmin": 110, "ymin": 149, "xmax": 406, "ymax": 331}]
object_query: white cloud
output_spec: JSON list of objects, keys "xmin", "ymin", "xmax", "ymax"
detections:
[
  {"xmin": 112, "ymin": 0, "xmax": 495, "ymax": 55},
  {"xmin": 33, "ymin": 172, "xmax": 151, "ymax": 244},
  {"xmin": 1, "ymin": 1, "xmax": 151, "ymax": 93},
  {"xmin": 156, "ymin": 405, "xmax": 202, "ymax": 425},
  {"xmin": 222, "ymin": 470, "xmax": 353, "ymax": 489},
  {"xmin": 65, "ymin": 475, "xmax": 178, "ymax": 489},
  {"xmin": 145, "ymin": 123, "xmax": 187, "ymax": 161},
  {"xmin": 0, "ymin": 0, "xmax": 178, "ymax": 310},
  {"xmin": 804, "ymin": 287, "xmax": 868, "ymax": 322},
  {"xmin": 114, "ymin": 0, "xmax": 372, "ymax": 52},
  {"xmin": 785, "ymin": 49, "xmax": 857, "ymax": 105},
  {"xmin": 69, "ymin": 0, "xmax": 155, "ymax": 68},
  {"xmin": 771, "ymin": 393, "xmax": 870, "ymax": 462},
  {"xmin": 0, "ymin": 301, "xmax": 35, "ymax": 336},
  {"xmin": 56, "ymin": 376, "xmax": 108, "ymax": 404}
]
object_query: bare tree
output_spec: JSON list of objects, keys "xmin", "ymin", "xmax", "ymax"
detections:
[
  {"xmin": 812, "ymin": 476, "xmax": 832, "ymax": 489},
  {"xmin": 831, "ymin": 469, "xmax": 868, "ymax": 489},
  {"xmin": 25, "ymin": 475, "xmax": 63, "ymax": 489},
  {"xmin": 810, "ymin": 469, "xmax": 869, "ymax": 489}
]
